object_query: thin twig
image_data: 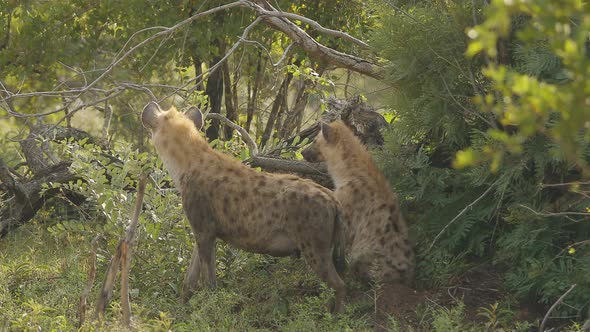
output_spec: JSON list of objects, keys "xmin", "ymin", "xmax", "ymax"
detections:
[
  {"xmin": 542, "ymin": 181, "xmax": 590, "ymax": 187},
  {"xmin": 428, "ymin": 178, "xmax": 500, "ymax": 251},
  {"xmin": 519, "ymin": 204, "xmax": 590, "ymax": 217},
  {"xmin": 257, "ymin": 10, "xmax": 369, "ymax": 48},
  {"xmin": 163, "ymin": 17, "xmax": 263, "ymax": 100},
  {"xmin": 78, "ymin": 235, "xmax": 101, "ymax": 328},
  {"xmin": 540, "ymin": 284, "xmax": 577, "ymax": 332},
  {"xmin": 206, "ymin": 113, "xmax": 259, "ymax": 156}
]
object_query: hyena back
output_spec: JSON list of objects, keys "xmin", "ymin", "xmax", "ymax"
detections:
[
  {"xmin": 302, "ymin": 120, "xmax": 415, "ymax": 285},
  {"xmin": 142, "ymin": 103, "xmax": 346, "ymax": 312}
]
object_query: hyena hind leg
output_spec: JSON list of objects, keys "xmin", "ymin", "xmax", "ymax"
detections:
[{"xmin": 302, "ymin": 247, "xmax": 346, "ymax": 313}]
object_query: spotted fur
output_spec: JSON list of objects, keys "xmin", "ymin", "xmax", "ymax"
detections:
[
  {"xmin": 142, "ymin": 103, "xmax": 346, "ymax": 312},
  {"xmin": 302, "ymin": 120, "xmax": 415, "ymax": 285}
]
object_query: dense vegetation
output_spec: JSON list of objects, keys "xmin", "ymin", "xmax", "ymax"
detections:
[{"xmin": 1, "ymin": 0, "xmax": 588, "ymax": 331}]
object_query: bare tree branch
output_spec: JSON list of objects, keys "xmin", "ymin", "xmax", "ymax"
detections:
[
  {"xmin": 540, "ymin": 284, "xmax": 577, "ymax": 332},
  {"xmin": 256, "ymin": 9, "xmax": 370, "ymax": 49},
  {"xmin": 78, "ymin": 235, "xmax": 101, "ymax": 328},
  {"xmin": 245, "ymin": 0, "xmax": 382, "ymax": 79},
  {"xmin": 428, "ymin": 178, "xmax": 500, "ymax": 251},
  {"xmin": 250, "ymin": 156, "xmax": 327, "ymax": 175},
  {"xmin": 2, "ymin": 0, "xmax": 381, "ymax": 121},
  {"xmin": 206, "ymin": 113, "xmax": 259, "ymax": 156}
]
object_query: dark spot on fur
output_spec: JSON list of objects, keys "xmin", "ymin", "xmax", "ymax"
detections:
[
  {"xmin": 379, "ymin": 237, "xmax": 386, "ymax": 246},
  {"xmin": 379, "ymin": 203, "xmax": 388, "ymax": 210},
  {"xmin": 384, "ymin": 223, "xmax": 392, "ymax": 233},
  {"xmin": 393, "ymin": 222, "xmax": 400, "ymax": 233},
  {"xmin": 161, "ymin": 139, "xmax": 170, "ymax": 150},
  {"xmin": 296, "ymin": 224, "xmax": 303, "ymax": 233},
  {"xmin": 404, "ymin": 249, "xmax": 413, "ymax": 258}
]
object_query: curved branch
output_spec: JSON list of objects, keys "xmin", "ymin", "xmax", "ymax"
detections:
[
  {"xmin": 257, "ymin": 10, "xmax": 369, "ymax": 49},
  {"xmin": 245, "ymin": 1, "xmax": 382, "ymax": 79},
  {"xmin": 539, "ymin": 284, "xmax": 577, "ymax": 332},
  {"xmin": 206, "ymin": 113, "xmax": 259, "ymax": 156}
]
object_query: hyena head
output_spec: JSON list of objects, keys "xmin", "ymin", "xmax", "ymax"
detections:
[
  {"xmin": 302, "ymin": 121, "xmax": 357, "ymax": 163},
  {"xmin": 141, "ymin": 102, "xmax": 205, "ymax": 184},
  {"xmin": 141, "ymin": 102, "xmax": 204, "ymax": 135}
]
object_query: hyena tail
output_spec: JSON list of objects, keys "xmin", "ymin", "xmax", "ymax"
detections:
[{"xmin": 332, "ymin": 207, "xmax": 346, "ymax": 274}]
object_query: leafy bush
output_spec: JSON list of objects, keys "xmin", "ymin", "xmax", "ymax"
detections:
[{"xmin": 371, "ymin": 0, "xmax": 590, "ymax": 322}]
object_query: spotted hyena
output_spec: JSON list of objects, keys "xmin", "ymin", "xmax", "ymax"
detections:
[
  {"xmin": 302, "ymin": 121, "xmax": 415, "ymax": 285},
  {"xmin": 141, "ymin": 102, "xmax": 346, "ymax": 312}
]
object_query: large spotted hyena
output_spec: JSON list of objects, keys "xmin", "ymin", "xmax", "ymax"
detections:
[
  {"xmin": 141, "ymin": 102, "xmax": 346, "ymax": 312},
  {"xmin": 302, "ymin": 121, "xmax": 415, "ymax": 285}
]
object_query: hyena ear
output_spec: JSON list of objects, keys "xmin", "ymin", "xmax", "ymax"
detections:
[
  {"xmin": 320, "ymin": 122, "xmax": 335, "ymax": 143},
  {"xmin": 141, "ymin": 102, "xmax": 161, "ymax": 129},
  {"xmin": 187, "ymin": 107, "xmax": 204, "ymax": 131}
]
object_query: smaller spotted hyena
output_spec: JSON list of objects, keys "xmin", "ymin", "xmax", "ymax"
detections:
[
  {"xmin": 302, "ymin": 121, "xmax": 415, "ymax": 285},
  {"xmin": 141, "ymin": 102, "xmax": 346, "ymax": 312}
]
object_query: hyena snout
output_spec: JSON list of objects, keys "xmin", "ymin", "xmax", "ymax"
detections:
[{"xmin": 302, "ymin": 143, "xmax": 324, "ymax": 162}]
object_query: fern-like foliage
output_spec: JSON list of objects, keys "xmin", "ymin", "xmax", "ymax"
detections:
[{"xmin": 371, "ymin": 0, "xmax": 590, "ymax": 319}]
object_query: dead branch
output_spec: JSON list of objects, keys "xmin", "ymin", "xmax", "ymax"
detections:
[
  {"xmin": 96, "ymin": 242, "xmax": 122, "ymax": 319},
  {"xmin": 78, "ymin": 235, "xmax": 101, "ymax": 329},
  {"xmin": 0, "ymin": 160, "xmax": 78, "ymax": 237},
  {"xmin": 95, "ymin": 173, "xmax": 148, "ymax": 325},
  {"xmin": 121, "ymin": 175, "xmax": 149, "ymax": 325},
  {"xmin": 250, "ymin": 156, "xmax": 327, "ymax": 175},
  {"xmin": 540, "ymin": 284, "xmax": 577, "ymax": 332},
  {"xmin": 519, "ymin": 204, "xmax": 590, "ymax": 217},
  {"xmin": 165, "ymin": 16, "xmax": 264, "ymax": 102},
  {"xmin": 206, "ymin": 113, "xmax": 259, "ymax": 156},
  {"xmin": 288, "ymin": 95, "xmax": 389, "ymax": 154},
  {"xmin": 120, "ymin": 241, "xmax": 131, "ymax": 327},
  {"xmin": 255, "ymin": 10, "xmax": 370, "ymax": 49},
  {"xmin": 245, "ymin": 1, "xmax": 382, "ymax": 79},
  {"xmin": 2, "ymin": 0, "xmax": 382, "ymax": 126},
  {"xmin": 428, "ymin": 178, "xmax": 500, "ymax": 251}
]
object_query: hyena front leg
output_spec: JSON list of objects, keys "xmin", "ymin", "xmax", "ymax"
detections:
[
  {"xmin": 182, "ymin": 242, "xmax": 201, "ymax": 302},
  {"xmin": 197, "ymin": 232, "xmax": 216, "ymax": 289},
  {"xmin": 181, "ymin": 232, "xmax": 216, "ymax": 301}
]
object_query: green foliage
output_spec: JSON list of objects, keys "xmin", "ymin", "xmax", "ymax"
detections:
[
  {"xmin": 466, "ymin": 0, "xmax": 590, "ymax": 170},
  {"xmin": 372, "ymin": 0, "xmax": 590, "ymax": 324}
]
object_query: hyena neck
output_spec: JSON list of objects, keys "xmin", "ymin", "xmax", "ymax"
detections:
[
  {"xmin": 326, "ymin": 158, "xmax": 366, "ymax": 189},
  {"xmin": 326, "ymin": 154, "xmax": 388, "ymax": 191},
  {"xmin": 155, "ymin": 133, "xmax": 209, "ymax": 187}
]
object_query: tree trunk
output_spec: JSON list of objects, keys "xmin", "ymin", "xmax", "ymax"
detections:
[
  {"xmin": 205, "ymin": 55, "xmax": 224, "ymax": 141},
  {"xmin": 246, "ymin": 53, "xmax": 264, "ymax": 133},
  {"xmin": 222, "ymin": 60, "xmax": 238, "ymax": 140},
  {"xmin": 278, "ymin": 78, "xmax": 308, "ymax": 140},
  {"xmin": 260, "ymin": 73, "xmax": 293, "ymax": 148},
  {"xmin": 191, "ymin": 55, "xmax": 205, "ymax": 92}
]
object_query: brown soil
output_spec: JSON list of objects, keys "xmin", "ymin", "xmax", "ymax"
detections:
[{"xmin": 347, "ymin": 266, "xmax": 531, "ymax": 331}]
